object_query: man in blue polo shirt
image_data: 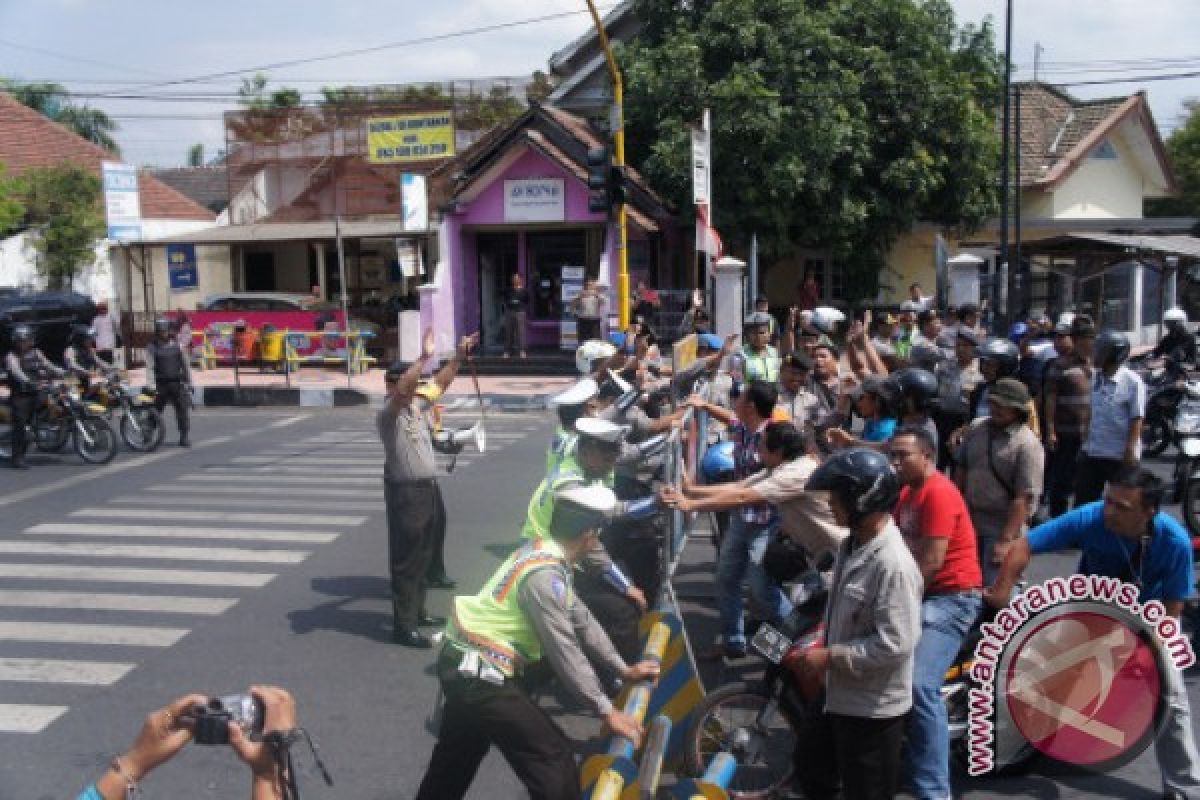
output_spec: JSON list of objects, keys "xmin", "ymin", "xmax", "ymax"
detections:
[{"xmin": 985, "ymin": 466, "xmax": 1200, "ymax": 800}]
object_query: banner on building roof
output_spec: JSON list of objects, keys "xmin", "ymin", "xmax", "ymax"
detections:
[
  {"xmin": 366, "ymin": 112, "xmax": 455, "ymax": 164},
  {"xmin": 102, "ymin": 161, "xmax": 141, "ymax": 241},
  {"xmin": 166, "ymin": 244, "xmax": 198, "ymax": 291}
]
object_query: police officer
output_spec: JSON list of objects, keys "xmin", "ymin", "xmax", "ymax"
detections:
[
  {"xmin": 732, "ymin": 311, "xmax": 780, "ymax": 384},
  {"xmin": 4, "ymin": 324, "xmax": 64, "ymax": 469},
  {"xmin": 416, "ymin": 485, "xmax": 660, "ymax": 800},
  {"xmin": 63, "ymin": 325, "xmax": 112, "ymax": 386},
  {"xmin": 145, "ymin": 317, "xmax": 193, "ymax": 447},
  {"xmin": 546, "ymin": 377, "xmax": 599, "ymax": 475}
]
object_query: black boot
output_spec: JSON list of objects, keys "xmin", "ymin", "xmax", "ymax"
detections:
[{"xmin": 178, "ymin": 433, "xmax": 191, "ymax": 447}]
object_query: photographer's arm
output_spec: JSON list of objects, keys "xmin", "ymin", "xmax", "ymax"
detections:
[{"xmin": 81, "ymin": 693, "xmax": 206, "ymax": 800}]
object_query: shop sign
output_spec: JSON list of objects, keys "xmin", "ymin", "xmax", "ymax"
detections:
[{"xmin": 504, "ymin": 178, "xmax": 565, "ymax": 223}]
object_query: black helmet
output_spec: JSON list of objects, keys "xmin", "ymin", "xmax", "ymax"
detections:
[
  {"xmin": 1094, "ymin": 330, "xmax": 1131, "ymax": 369},
  {"xmin": 976, "ymin": 338, "xmax": 1019, "ymax": 378},
  {"xmin": 805, "ymin": 448, "xmax": 901, "ymax": 525},
  {"xmin": 11, "ymin": 323, "xmax": 34, "ymax": 344},
  {"xmin": 71, "ymin": 324, "xmax": 95, "ymax": 344},
  {"xmin": 888, "ymin": 367, "xmax": 939, "ymax": 413},
  {"xmin": 153, "ymin": 317, "xmax": 171, "ymax": 335}
]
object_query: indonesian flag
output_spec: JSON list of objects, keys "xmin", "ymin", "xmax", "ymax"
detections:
[{"xmin": 695, "ymin": 203, "xmax": 723, "ymax": 258}]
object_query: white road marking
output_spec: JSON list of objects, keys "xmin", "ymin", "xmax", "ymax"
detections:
[
  {"xmin": 0, "ymin": 564, "xmax": 274, "ymax": 587},
  {"xmin": 0, "ymin": 704, "xmax": 69, "ymax": 733},
  {"xmin": 148, "ymin": 485, "xmax": 378, "ymax": 498},
  {"xmin": 0, "ymin": 590, "xmax": 236, "ymax": 615},
  {"xmin": 0, "ymin": 541, "xmax": 309, "ymax": 564},
  {"xmin": 111, "ymin": 494, "xmax": 384, "ymax": 512},
  {"xmin": 0, "ymin": 621, "xmax": 188, "ymax": 647},
  {"xmin": 69, "ymin": 508, "xmax": 366, "ymax": 526},
  {"xmin": 25, "ymin": 523, "xmax": 339, "ymax": 544},
  {"xmin": 0, "ymin": 658, "xmax": 134, "ymax": 685},
  {"xmin": 201, "ymin": 465, "xmax": 381, "ymax": 476},
  {"xmin": 231, "ymin": 456, "xmax": 381, "ymax": 465},
  {"xmin": 269, "ymin": 414, "xmax": 310, "ymax": 428},
  {"xmin": 184, "ymin": 473, "xmax": 377, "ymax": 486}
]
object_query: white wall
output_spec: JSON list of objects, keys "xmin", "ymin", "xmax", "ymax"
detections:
[
  {"xmin": 1051, "ymin": 133, "xmax": 1145, "ymax": 219},
  {"xmin": 1, "ymin": 230, "xmax": 116, "ymax": 300},
  {"xmin": 110, "ymin": 218, "xmax": 230, "ymax": 312}
]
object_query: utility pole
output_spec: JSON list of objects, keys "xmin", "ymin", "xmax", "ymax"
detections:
[
  {"xmin": 1033, "ymin": 42, "xmax": 1044, "ymax": 83},
  {"xmin": 997, "ymin": 0, "xmax": 1014, "ymax": 329},
  {"xmin": 585, "ymin": 0, "xmax": 630, "ymax": 329}
]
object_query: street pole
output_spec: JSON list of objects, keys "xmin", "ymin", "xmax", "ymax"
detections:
[
  {"xmin": 585, "ymin": 0, "xmax": 630, "ymax": 329},
  {"xmin": 997, "ymin": 0, "xmax": 1014, "ymax": 330},
  {"xmin": 335, "ymin": 214, "xmax": 351, "ymax": 388}
]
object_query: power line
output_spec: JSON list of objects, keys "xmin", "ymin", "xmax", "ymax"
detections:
[{"xmin": 0, "ymin": 38, "xmax": 167, "ymax": 78}]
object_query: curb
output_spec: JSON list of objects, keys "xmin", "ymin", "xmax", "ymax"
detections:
[{"xmin": 191, "ymin": 386, "xmax": 548, "ymax": 411}]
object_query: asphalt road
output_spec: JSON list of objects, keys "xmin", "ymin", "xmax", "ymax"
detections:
[{"xmin": 4, "ymin": 405, "xmax": 1200, "ymax": 800}]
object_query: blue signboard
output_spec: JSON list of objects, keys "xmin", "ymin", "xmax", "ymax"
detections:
[{"xmin": 167, "ymin": 244, "xmax": 198, "ymax": 291}]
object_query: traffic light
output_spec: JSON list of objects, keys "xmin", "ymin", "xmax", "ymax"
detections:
[{"xmin": 586, "ymin": 146, "xmax": 627, "ymax": 213}]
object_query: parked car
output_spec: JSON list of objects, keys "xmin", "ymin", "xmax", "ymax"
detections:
[{"xmin": 0, "ymin": 289, "xmax": 97, "ymax": 360}]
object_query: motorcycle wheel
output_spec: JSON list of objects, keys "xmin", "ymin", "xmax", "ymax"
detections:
[
  {"xmin": 34, "ymin": 419, "xmax": 70, "ymax": 453},
  {"xmin": 1184, "ymin": 476, "xmax": 1200, "ymax": 537},
  {"xmin": 120, "ymin": 407, "xmax": 165, "ymax": 452},
  {"xmin": 73, "ymin": 416, "xmax": 118, "ymax": 465},
  {"xmin": 684, "ymin": 682, "xmax": 794, "ymax": 800},
  {"xmin": 1142, "ymin": 418, "xmax": 1171, "ymax": 459}
]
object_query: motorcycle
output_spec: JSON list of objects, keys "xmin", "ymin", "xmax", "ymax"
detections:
[
  {"xmin": 1171, "ymin": 380, "xmax": 1200, "ymax": 535},
  {"xmin": 0, "ymin": 380, "xmax": 118, "ymax": 465},
  {"xmin": 683, "ymin": 568, "xmax": 985, "ymax": 799},
  {"xmin": 1134, "ymin": 354, "xmax": 1189, "ymax": 458},
  {"xmin": 89, "ymin": 371, "xmax": 165, "ymax": 452}
]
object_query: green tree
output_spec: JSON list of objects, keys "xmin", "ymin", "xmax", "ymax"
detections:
[
  {"xmin": 0, "ymin": 163, "xmax": 25, "ymax": 236},
  {"xmin": 17, "ymin": 164, "xmax": 106, "ymax": 290},
  {"xmin": 623, "ymin": 0, "xmax": 1002, "ymax": 300},
  {"xmin": 1148, "ymin": 99, "xmax": 1200, "ymax": 219},
  {"xmin": 187, "ymin": 143, "xmax": 205, "ymax": 167},
  {"xmin": 526, "ymin": 70, "xmax": 556, "ymax": 105},
  {"xmin": 2, "ymin": 79, "xmax": 121, "ymax": 155},
  {"xmin": 236, "ymin": 73, "xmax": 302, "ymax": 110}
]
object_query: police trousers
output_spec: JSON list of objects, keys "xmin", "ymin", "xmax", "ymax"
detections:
[
  {"xmin": 7, "ymin": 392, "xmax": 37, "ymax": 462},
  {"xmin": 383, "ymin": 478, "xmax": 441, "ymax": 631},
  {"xmin": 416, "ymin": 645, "xmax": 580, "ymax": 800},
  {"xmin": 154, "ymin": 380, "xmax": 190, "ymax": 437}
]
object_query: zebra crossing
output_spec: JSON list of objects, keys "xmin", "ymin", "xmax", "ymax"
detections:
[{"xmin": 0, "ymin": 409, "xmax": 545, "ymax": 734}]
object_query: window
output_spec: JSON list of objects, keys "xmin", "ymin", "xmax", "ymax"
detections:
[
  {"xmin": 1091, "ymin": 139, "xmax": 1118, "ymax": 160},
  {"xmin": 1143, "ymin": 264, "xmax": 1163, "ymax": 326},
  {"xmin": 526, "ymin": 231, "xmax": 588, "ymax": 321}
]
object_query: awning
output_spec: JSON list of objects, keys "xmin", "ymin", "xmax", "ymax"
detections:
[
  {"xmin": 1023, "ymin": 232, "xmax": 1200, "ymax": 261},
  {"xmin": 145, "ymin": 218, "xmax": 412, "ymax": 245}
]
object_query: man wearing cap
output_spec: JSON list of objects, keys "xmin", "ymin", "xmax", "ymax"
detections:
[
  {"xmin": 953, "ymin": 378, "xmax": 1044, "ymax": 584},
  {"xmin": 910, "ymin": 309, "xmax": 947, "ymax": 371},
  {"xmin": 895, "ymin": 302, "xmax": 919, "ymax": 362},
  {"xmin": 754, "ymin": 295, "xmax": 778, "ymax": 341},
  {"xmin": 732, "ymin": 312, "xmax": 781, "ymax": 385},
  {"xmin": 416, "ymin": 486, "xmax": 660, "ymax": 800},
  {"xmin": 546, "ymin": 378, "xmax": 599, "ymax": 476},
  {"xmin": 379, "ymin": 330, "xmax": 478, "ymax": 649},
  {"xmin": 871, "ymin": 312, "xmax": 900, "ymax": 369},
  {"xmin": 933, "ymin": 329, "xmax": 983, "ymax": 468},
  {"xmin": 522, "ymin": 417, "xmax": 649, "ymax": 660},
  {"xmin": 1042, "ymin": 318, "xmax": 1093, "ymax": 516}
]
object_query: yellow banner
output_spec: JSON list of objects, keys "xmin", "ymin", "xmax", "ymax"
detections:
[{"xmin": 366, "ymin": 112, "xmax": 455, "ymax": 164}]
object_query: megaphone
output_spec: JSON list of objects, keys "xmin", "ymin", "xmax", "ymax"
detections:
[{"xmin": 432, "ymin": 421, "xmax": 487, "ymax": 472}]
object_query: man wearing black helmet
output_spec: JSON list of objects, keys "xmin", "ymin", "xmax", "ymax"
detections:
[
  {"xmin": 145, "ymin": 317, "xmax": 193, "ymax": 447},
  {"xmin": 1075, "ymin": 329, "xmax": 1146, "ymax": 506},
  {"xmin": 790, "ymin": 448, "xmax": 922, "ymax": 800},
  {"xmin": 4, "ymin": 324, "xmax": 65, "ymax": 469},
  {"xmin": 63, "ymin": 325, "xmax": 112, "ymax": 387}
]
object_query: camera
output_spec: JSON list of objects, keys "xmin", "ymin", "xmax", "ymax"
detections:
[{"xmin": 184, "ymin": 694, "xmax": 265, "ymax": 745}]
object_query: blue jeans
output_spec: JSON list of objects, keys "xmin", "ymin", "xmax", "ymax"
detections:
[
  {"xmin": 907, "ymin": 591, "xmax": 982, "ymax": 800},
  {"xmin": 716, "ymin": 514, "xmax": 792, "ymax": 647}
]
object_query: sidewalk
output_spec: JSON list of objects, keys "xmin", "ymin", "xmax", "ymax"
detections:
[{"xmin": 122, "ymin": 366, "xmax": 575, "ymax": 410}]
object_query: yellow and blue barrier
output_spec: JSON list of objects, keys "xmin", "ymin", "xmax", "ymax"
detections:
[{"xmin": 669, "ymin": 752, "xmax": 736, "ymax": 799}]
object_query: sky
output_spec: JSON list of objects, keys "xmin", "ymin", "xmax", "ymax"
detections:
[{"xmin": 1, "ymin": 0, "xmax": 1198, "ymax": 168}]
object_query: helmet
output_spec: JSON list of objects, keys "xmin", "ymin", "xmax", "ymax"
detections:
[
  {"xmin": 71, "ymin": 324, "xmax": 95, "ymax": 344},
  {"xmin": 887, "ymin": 367, "xmax": 939, "ymax": 413},
  {"xmin": 700, "ymin": 441, "xmax": 737, "ymax": 484},
  {"xmin": 811, "ymin": 306, "xmax": 846, "ymax": 335},
  {"xmin": 743, "ymin": 311, "xmax": 773, "ymax": 331},
  {"xmin": 1165, "ymin": 307, "xmax": 1188, "ymax": 326},
  {"xmin": 1007, "ymin": 321, "xmax": 1029, "ymax": 344},
  {"xmin": 575, "ymin": 340, "xmax": 617, "ymax": 375},
  {"xmin": 976, "ymin": 338, "xmax": 1019, "ymax": 378},
  {"xmin": 11, "ymin": 323, "xmax": 34, "ymax": 344},
  {"xmin": 1093, "ymin": 330, "xmax": 1131, "ymax": 369},
  {"xmin": 153, "ymin": 317, "xmax": 172, "ymax": 335},
  {"xmin": 805, "ymin": 448, "xmax": 901, "ymax": 525}
]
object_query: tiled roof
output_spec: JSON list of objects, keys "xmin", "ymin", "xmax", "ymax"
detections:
[
  {"xmin": 0, "ymin": 91, "xmax": 215, "ymax": 221},
  {"xmin": 1012, "ymin": 82, "xmax": 1148, "ymax": 188},
  {"xmin": 150, "ymin": 166, "xmax": 229, "ymax": 214}
]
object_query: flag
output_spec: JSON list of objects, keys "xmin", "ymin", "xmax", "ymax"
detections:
[{"xmin": 695, "ymin": 203, "xmax": 722, "ymax": 258}]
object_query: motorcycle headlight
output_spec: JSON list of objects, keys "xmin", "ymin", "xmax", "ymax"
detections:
[
  {"xmin": 1177, "ymin": 402, "xmax": 1200, "ymax": 435},
  {"xmin": 1182, "ymin": 438, "xmax": 1200, "ymax": 458}
]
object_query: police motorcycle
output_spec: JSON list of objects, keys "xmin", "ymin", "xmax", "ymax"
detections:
[
  {"xmin": 89, "ymin": 370, "xmax": 165, "ymax": 452},
  {"xmin": 683, "ymin": 565, "xmax": 990, "ymax": 800},
  {"xmin": 1131, "ymin": 352, "xmax": 1190, "ymax": 458},
  {"xmin": 0, "ymin": 377, "xmax": 118, "ymax": 465},
  {"xmin": 1170, "ymin": 377, "xmax": 1200, "ymax": 536}
]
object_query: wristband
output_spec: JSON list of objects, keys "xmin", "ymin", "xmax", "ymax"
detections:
[{"xmin": 110, "ymin": 755, "xmax": 141, "ymax": 798}]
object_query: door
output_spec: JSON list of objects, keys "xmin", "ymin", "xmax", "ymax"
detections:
[
  {"xmin": 477, "ymin": 233, "xmax": 519, "ymax": 353},
  {"xmin": 244, "ymin": 252, "xmax": 276, "ymax": 291}
]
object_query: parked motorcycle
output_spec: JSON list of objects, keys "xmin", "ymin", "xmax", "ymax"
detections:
[
  {"xmin": 89, "ymin": 371, "xmax": 165, "ymax": 452},
  {"xmin": 1134, "ymin": 354, "xmax": 1189, "ymax": 458},
  {"xmin": 1171, "ymin": 381, "xmax": 1200, "ymax": 535}
]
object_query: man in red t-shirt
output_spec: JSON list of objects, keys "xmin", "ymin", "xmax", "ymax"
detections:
[{"xmin": 889, "ymin": 426, "xmax": 983, "ymax": 800}]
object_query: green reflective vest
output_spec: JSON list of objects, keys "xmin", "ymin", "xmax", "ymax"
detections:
[
  {"xmin": 450, "ymin": 536, "xmax": 571, "ymax": 675},
  {"xmin": 741, "ymin": 345, "xmax": 780, "ymax": 383},
  {"xmin": 545, "ymin": 426, "xmax": 578, "ymax": 476},
  {"xmin": 521, "ymin": 454, "xmax": 612, "ymax": 541}
]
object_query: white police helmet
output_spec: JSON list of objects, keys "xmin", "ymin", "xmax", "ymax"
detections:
[
  {"xmin": 575, "ymin": 340, "xmax": 617, "ymax": 375},
  {"xmin": 811, "ymin": 306, "xmax": 846, "ymax": 334},
  {"xmin": 1165, "ymin": 307, "xmax": 1188, "ymax": 325}
]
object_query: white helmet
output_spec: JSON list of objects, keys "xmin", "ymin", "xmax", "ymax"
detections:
[
  {"xmin": 575, "ymin": 340, "xmax": 617, "ymax": 375},
  {"xmin": 1165, "ymin": 307, "xmax": 1188, "ymax": 325},
  {"xmin": 811, "ymin": 306, "xmax": 846, "ymax": 334},
  {"xmin": 1056, "ymin": 311, "xmax": 1076, "ymax": 329}
]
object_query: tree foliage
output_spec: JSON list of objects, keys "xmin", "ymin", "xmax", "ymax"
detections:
[
  {"xmin": 187, "ymin": 143, "xmax": 205, "ymax": 167},
  {"xmin": 2, "ymin": 79, "xmax": 121, "ymax": 155},
  {"xmin": 237, "ymin": 73, "xmax": 302, "ymax": 110},
  {"xmin": 17, "ymin": 164, "xmax": 106, "ymax": 290},
  {"xmin": 0, "ymin": 163, "xmax": 25, "ymax": 236},
  {"xmin": 622, "ymin": 0, "xmax": 1002, "ymax": 300},
  {"xmin": 1147, "ymin": 99, "xmax": 1200, "ymax": 220}
]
